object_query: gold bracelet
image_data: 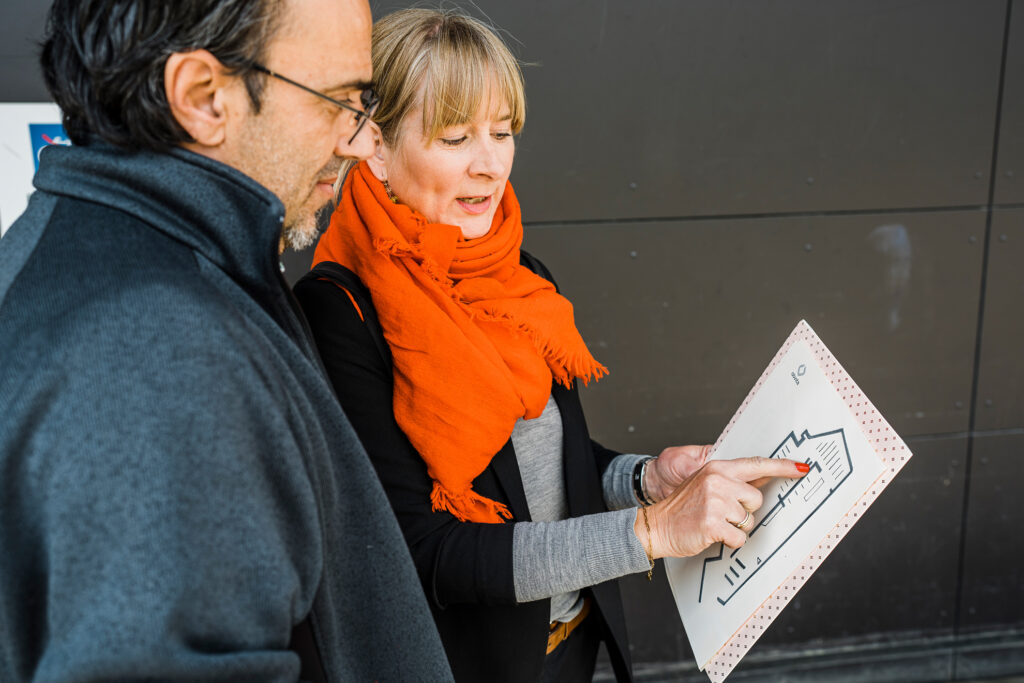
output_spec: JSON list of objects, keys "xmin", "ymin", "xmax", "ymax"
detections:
[{"xmin": 641, "ymin": 505, "xmax": 654, "ymax": 581}]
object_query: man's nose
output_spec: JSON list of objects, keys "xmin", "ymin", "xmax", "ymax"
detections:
[{"xmin": 336, "ymin": 119, "xmax": 376, "ymax": 161}]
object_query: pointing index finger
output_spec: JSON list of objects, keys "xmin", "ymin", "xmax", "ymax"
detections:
[{"xmin": 717, "ymin": 457, "xmax": 810, "ymax": 484}]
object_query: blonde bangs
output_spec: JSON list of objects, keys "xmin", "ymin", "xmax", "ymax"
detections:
[
  {"xmin": 372, "ymin": 9, "xmax": 525, "ymax": 146},
  {"xmin": 421, "ymin": 26, "xmax": 525, "ymax": 140}
]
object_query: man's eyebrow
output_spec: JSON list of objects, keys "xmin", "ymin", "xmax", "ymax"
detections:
[{"xmin": 324, "ymin": 79, "xmax": 374, "ymax": 96}]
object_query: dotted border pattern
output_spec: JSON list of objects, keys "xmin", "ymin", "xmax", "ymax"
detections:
[{"xmin": 701, "ymin": 321, "xmax": 914, "ymax": 683}]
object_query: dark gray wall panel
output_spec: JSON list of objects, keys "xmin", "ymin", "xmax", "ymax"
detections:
[
  {"xmin": 612, "ymin": 435, "xmax": 964, "ymax": 671},
  {"xmin": 995, "ymin": 2, "xmax": 1024, "ymax": 204},
  {"xmin": 975, "ymin": 209, "xmax": 1024, "ymax": 431},
  {"xmin": 0, "ymin": 1, "xmax": 48, "ymax": 55},
  {"xmin": 0, "ymin": 1, "xmax": 50, "ymax": 102},
  {"xmin": 524, "ymin": 210, "xmax": 983, "ymax": 448},
  {"xmin": 0, "ymin": 56, "xmax": 52, "ymax": 102},
  {"xmin": 470, "ymin": 0, "xmax": 1004, "ymax": 222},
  {"xmin": 958, "ymin": 431, "xmax": 1024, "ymax": 634}
]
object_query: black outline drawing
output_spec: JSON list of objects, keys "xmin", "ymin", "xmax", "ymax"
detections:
[{"xmin": 697, "ymin": 428, "xmax": 853, "ymax": 606}]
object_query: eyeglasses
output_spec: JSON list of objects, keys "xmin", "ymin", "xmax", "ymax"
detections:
[{"xmin": 252, "ymin": 64, "xmax": 379, "ymax": 144}]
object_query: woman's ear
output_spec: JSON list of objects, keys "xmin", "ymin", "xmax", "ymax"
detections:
[
  {"xmin": 365, "ymin": 124, "xmax": 388, "ymax": 180},
  {"xmin": 165, "ymin": 49, "xmax": 240, "ymax": 149}
]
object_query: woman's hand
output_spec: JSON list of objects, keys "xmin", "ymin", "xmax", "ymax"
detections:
[
  {"xmin": 635, "ymin": 457, "xmax": 809, "ymax": 559},
  {"xmin": 643, "ymin": 445, "xmax": 713, "ymax": 502}
]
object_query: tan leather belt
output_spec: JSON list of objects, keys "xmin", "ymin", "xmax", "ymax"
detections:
[{"xmin": 546, "ymin": 597, "xmax": 591, "ymax": 654}]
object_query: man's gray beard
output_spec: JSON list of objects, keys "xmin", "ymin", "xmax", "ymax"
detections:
[{"xmin": 281, "ymin": 201, "xmax": 333, "ymax": 252}]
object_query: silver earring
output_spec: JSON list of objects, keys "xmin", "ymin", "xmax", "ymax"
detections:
[{"xmin": 383, "ymin": 179, "xmax": 399, "ymax": 204}]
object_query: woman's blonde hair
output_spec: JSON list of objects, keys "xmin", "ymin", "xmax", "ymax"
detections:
[{"xmin": 371, "ymin": 8, "xmax": 525, "ymax": 146}]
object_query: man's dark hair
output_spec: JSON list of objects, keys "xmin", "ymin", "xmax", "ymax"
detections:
[{"xmin": 40, "ymin": 0, "xmax": 282, "ymax": 150}]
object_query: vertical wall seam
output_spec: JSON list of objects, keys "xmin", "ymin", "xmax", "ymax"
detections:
[{"xmin": 952, "ymin": 0, "xmax": 1015, "ymax": 678}]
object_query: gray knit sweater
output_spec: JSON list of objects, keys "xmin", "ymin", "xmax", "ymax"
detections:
[{"xmin": 511, "ymin": 396, "xmax": 652, "ymax": 621}]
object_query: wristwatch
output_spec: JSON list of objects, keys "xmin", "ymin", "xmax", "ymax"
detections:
[{"xmin": 632, "ymin": 456, "xmax": 656, "ymax": 506}]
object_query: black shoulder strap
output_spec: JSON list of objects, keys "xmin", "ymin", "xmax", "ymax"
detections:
[
  {"xmin": 289, "ymin": 617, "xmax": 328, "ymax": 683},
  {"xmin": 297, "ymin": 262, "xmax": 393, "ymax": 372},
  {"xmin": 288, "ymin": 262, "xmax": 390, "ymax": 681},
  {"xmin": 519, "ymin": 249, "xmax": 559, "ymax": 292}
]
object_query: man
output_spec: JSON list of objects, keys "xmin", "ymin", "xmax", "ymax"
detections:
[{"xmin": 0, "ymin": 0, "xmax": 451, "ymax": 680}]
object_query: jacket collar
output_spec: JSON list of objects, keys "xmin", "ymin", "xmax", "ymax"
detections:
[
  {"xmin": 33, "ymin": 143, "xmax": 286, "ymax": 294},
  {"xmin": 489, "ymin": 381, "xmax": 600, "ymax": 522}
]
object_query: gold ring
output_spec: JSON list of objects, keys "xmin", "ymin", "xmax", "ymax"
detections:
[{"xmin": 732, "ymin": 510, "xmax": 753, "ymax": 531}]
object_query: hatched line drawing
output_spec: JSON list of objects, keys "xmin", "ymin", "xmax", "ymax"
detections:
[{"xmin": 698, "ymin": 428, "xmax": 853, "ymax": 606}]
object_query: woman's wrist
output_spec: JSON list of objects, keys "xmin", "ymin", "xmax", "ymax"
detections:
[
  {"xmin": 640, "ymin": 456, "xmax": 670, "ymax": 503},
  {"xmin": 632, "ymin": 456, "xmax": 656, "ymax": 506},
  {"xmin": 632, "ymin": 502, "xmax": 663, "ymax": 562}
]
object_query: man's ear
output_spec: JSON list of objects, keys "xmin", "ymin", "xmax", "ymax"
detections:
[
  {"xmin": 365, "ymin": 125, "xmax": 388, "ymax": 180},
  {"xmin": 165, "ymin": 49, "xmax": 240, "ymax": 148}
]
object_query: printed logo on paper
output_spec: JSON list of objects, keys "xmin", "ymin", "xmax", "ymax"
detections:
[{"xmin": 29, "ymin": 123, "xmax": 71, "ymax": 172}]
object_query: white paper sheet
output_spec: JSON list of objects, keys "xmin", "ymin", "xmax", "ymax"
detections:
[
  {"xmin": 664, "ymin": 320, "xmax": 911, "ymax": 681},
  {"xmin": 0, "ymin": 103, "xmax": 65, "ymax": 235}
]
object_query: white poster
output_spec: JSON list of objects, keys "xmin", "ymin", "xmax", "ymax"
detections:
[
  {"xmin": 665, "ymin": 320, "xmax": 911, "ymax": 681},
  {"xmin": 0, "ymin": 103, "xmax": 67, "ymax": 235}
]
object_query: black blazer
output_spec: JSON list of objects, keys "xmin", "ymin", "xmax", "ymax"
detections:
[{"xmin": 294, "ymin": 253, "xmax": 633, "ymax": 682}]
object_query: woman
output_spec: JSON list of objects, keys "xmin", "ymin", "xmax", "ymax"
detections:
[{"xmin": 295, "ymin": 8, "xmax": 806, "ymax": 681}]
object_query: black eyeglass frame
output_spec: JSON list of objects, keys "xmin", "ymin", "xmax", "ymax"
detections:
[{"xmin": 251, "ymin": 64, "xmax": 379, "ymax": 144}]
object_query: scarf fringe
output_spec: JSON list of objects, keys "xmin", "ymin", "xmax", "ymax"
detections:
[
  {"xmin": 467, "ymin": 305, "xmax": 609, "ymax": 388},
  {"xmin": 375, "ymin": 235, "xmax": 607, "ymax": 387},
  {"xmin": 431, "ymin": 481, "xmax": 513, "ymax": 524}
]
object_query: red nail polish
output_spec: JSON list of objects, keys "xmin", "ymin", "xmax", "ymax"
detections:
[{"xmin": 795, "ymin": 463, "xmax": 810, "ymax": 473}]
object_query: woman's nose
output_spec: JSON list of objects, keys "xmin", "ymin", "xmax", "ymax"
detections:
[{"xmin": 469, "ymin": 139, "xmax": 506, "ymax": 178}]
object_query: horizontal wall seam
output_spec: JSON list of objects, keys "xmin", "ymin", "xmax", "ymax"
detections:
[
  {"xmin": 524, "ymin": 204, "xmax": 992, "ymax": 228},
  {"xmin": 904, "ymin": 427, "xmax": 1024, "ymax": 443}
]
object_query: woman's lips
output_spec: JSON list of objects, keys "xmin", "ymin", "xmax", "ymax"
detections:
[{"xmin": 456, "ymin": 195, "xmax": 492, "ymax": 215}]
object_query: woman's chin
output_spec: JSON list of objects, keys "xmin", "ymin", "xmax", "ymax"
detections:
[{"xmin": 458, "ymin": 216, "xmax": 495, "ymax": 240}]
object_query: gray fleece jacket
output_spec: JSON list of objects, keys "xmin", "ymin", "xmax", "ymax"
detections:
[{"xmin": 0, "ymin": 143, "xmax": 451, "ymax": 682}]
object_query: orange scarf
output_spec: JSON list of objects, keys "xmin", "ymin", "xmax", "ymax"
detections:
[{"xmin": 313, "ymin": 161, "xmax": 606, "ymax": 523}]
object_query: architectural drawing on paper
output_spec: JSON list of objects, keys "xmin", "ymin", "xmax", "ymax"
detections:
[{"xmin": 698, "ymin": 428, "xmax": 853, "ymax": 606}]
